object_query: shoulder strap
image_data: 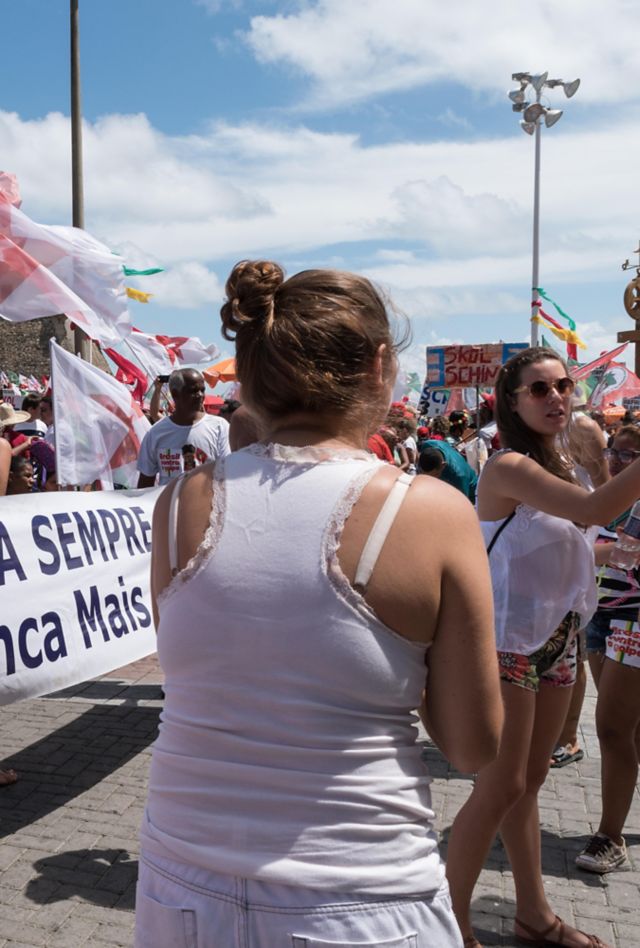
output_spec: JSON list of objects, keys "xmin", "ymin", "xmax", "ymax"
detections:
[
  {"xmin": 168, "ymin": 474, "xmax": 187, "ymax": 576},
  {"xmin": 353, "ymin": 472, "xmax": 413, "ymax": 592},
  {"xmin": 486, "ymin": 509, "xmax": 516, "ymax": 556}
]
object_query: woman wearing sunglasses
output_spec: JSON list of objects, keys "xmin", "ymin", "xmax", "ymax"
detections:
[
  {"xmin": 446, "ymin": 347, "xmax": 640, "ymax": 948},
  {"xmin": 574, "ymin": 425, "xmax": 640, "ymax": 875}
]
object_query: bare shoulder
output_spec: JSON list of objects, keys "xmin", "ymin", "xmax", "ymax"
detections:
[
  {"xmin": 403, "ymin": 472, "xmax": 477, "ymax": 531},
  {"xmin": 0, "ymin": 438, "xmax": 10, "ymax": 459}
]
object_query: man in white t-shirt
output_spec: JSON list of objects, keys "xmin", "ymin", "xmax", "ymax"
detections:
[{"xmin": 137, "ymin": 369, "xmax": 230, "ymax": 487}]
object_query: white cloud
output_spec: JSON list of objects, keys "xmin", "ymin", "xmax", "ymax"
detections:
[
  {"xmin": 127, "ymin": 262, "xmax": 225, "ymax": 310},
  {"xmin": 384, "ymin": 177, "xmax": 525, "ymax": 255},
  {"xmin": 437, "ymin": 109, "xmax": 472, "ymax": 131},
  {"xmin": 3, "ymin": 107, "xmax": 638, "ymax": 281},
  {"xmin": 1, "ymin": 105, "xmax": 637, "ymax": 362},
  {"xmin": 244, "ymin": 0, "xmax": 640, "ymax": 109}
]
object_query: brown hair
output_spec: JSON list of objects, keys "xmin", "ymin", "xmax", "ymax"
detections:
[
  {"xmin": 494, "ymin": 346, "xmax": 575, "ymax": 482},
  {"xmin": 613, "ymin": 424, "xmax": 640, "ymax": 448},
  {"xmin": 220, "ymin": 260, "xmax": 408, "ymax": 425}
]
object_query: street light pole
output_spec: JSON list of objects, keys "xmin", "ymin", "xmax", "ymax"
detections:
[
  {"xmin": 70, "ymin": 0, "xmax": 90, "ymax": 361},
  {"xmin": 531, "ymin": 95, "xmax": 542, "ymax": 347},
  {"xmin": 509, "ymin": 72, "xmax": 580, "ymax": 350}
]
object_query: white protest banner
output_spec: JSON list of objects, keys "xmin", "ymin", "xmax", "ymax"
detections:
[{"xmin": 0, "ymin": 486, "xmax": 161, "ymax": 705}]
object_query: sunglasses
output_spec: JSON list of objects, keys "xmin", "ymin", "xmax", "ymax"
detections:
[
  {"xmin": 512, "ymin": 376, "xmax": 575, "ymax": 399},
  {"xmin": 604, "ymin": 447, "xmax": 640, "ymax": 464}
]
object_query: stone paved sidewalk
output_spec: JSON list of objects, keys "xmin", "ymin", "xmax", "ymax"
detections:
[{"xmin": 0, "ymin": 657, "xmax": 637, "ymax": 947}]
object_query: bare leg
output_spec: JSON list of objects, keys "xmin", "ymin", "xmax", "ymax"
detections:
[
  {"xmin": 446, "ymin": 683, "xmax": 535, "ymax": 941},
  {"xmin": 587, "ymin": 650, "xmax": 605, "ymax": 690},
  {"xmin": 596, "ymin": 659, "xmax": 640, "ymax": 843},
  {"xmin": 554, "ymin": 659, "xmax": 586, "ymax": 751},
  {"xmin": 500, "ymin": 683, "xmax": 571, "ymax": 926},
  {"xmin": 501, "ymin": 683, "xmax": 604, "ymax": 947}
]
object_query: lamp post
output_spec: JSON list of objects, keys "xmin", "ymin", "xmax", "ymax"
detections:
[
  {"xmin": 70, "ymin": 0, "xmax": 91, "ymax": 361},
  {"xmin": 509, "ymin": 72, "xmax": 580, "ymax": 347}
]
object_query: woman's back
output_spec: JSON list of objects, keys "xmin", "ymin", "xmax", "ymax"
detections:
[{"xmin": 143, "ymin": 445, "xmax": 445, "ymax": 894}]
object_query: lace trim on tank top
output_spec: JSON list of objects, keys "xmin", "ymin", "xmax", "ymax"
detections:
[
  {"xmin": 322, "ymin": 467, "xmax": 427, "ymax": 653},
  {"xmin": 157, "ymin": 458, "xmax": 227, "ymax": 609},
  {"xmin": 247, "ymin": 441, "xmax": 372, "ymax": 464}
]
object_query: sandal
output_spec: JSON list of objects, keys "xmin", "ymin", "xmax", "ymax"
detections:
[
  {"xmin": 515, "ymin": 914, "xmax": 608, "ymax": 947},
  {"xmin": 0, "ymin": 768, "xmax": 17, "ymax": 787},
  {"xmin": 550, "ymin": 745, "xmax": 584, "ymax": 769}
]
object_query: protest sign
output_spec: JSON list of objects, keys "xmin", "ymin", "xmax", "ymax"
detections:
[
  {"xmin": 426, "ymin": 343, "xmax": 528, "ymax": 388},
  {"xmin": 2, "ymin": 388, "xmax": 19, "ymax": 408},
  {"xmin": 0, "ymin": 486, "xmax": 161, "ymax": 705},
  {"xmin": 419, "ymin": 385, "xmax": 450, "ymax": 417}
]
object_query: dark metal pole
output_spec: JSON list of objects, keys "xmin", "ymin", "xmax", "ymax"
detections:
[{"xmin": 70, "ymin": 0, "xmax": 90, "ymax": 359}]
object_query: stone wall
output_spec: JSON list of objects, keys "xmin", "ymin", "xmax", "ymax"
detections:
[{"xmin": 0, "ymin": 317, "xmax": 108, "ymax": 376}]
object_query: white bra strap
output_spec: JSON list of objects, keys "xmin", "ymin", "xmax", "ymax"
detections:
[
  {"xmin": 353, "ymin": 472, "xmax": 413, "ymax": 592},
  {"xmin": 168, "ymin": 474, "xmax": 187, "ymax": 576}
]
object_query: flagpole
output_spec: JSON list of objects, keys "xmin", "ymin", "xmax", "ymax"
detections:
[
  {"xmin": 48, "ymin": 339, "xmax": 63, "ymax": 488},
  {"xmin": 70, "ymin": 0, "xmax": 90, "ymax": 362}
]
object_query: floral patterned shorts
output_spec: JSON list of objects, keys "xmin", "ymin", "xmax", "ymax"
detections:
[{"xmin": 498, "ymin": 612, "xmax": 581, "ymax": 693}]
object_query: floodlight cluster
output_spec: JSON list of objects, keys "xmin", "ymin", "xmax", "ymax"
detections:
[{"xmin": 508, "ymin": 71, "xmax": 580, "ymax": 135}]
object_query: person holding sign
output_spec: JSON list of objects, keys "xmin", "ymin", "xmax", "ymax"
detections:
[
  {"xmin": 135, "ymin": 261, "xmax": 502, "ymax": 948},
  {"xmin": 445, "ymin": 346, "xmax": 640, "ymax": 948}
]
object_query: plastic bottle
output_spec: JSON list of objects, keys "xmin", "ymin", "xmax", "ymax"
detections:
[{"xmin": 609, "ymin": 500, "xmax": 640, "ymax": 569}]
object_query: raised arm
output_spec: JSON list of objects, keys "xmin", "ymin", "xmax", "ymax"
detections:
[{"xmin": 480, "ymin": 450, "xmax": 640, "ymax": 526}]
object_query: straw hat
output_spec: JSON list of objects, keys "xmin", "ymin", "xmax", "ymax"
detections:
[{"xmin": 0, "ymin": 402, "xmax": 31, "ymax": 429}]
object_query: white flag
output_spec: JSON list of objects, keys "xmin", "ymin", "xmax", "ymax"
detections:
[
  {"xmin": 0, "ymin": 187, "xmax": 131, "ymax": 347},
  {"xmin": 50, "ymin": 340, "xmax": 150, "ymax": 488},
  {"xmin": 122, "ymin": 328, "xmax": 220, "ymax": 382}
]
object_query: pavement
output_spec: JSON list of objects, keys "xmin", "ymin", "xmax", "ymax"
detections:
[{"xmin": 0, "ymin": 658, "xmax": 637, "ymax": 948}]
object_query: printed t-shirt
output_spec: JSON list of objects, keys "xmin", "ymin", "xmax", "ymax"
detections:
[{"xmin": 137, "ymin": 414, "xmax": 230, "ymax": 485}]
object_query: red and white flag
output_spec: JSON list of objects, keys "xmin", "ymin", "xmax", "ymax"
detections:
[
  {"xmin": 0, "ymin": 185, "xmax": 131, "ymax": 347},
  {"xmin": 50, "ymin": 340, "xmax": 150, "ymax": 489},
  {"xmin": 123, "ymin": 328, "xmax": 219, "ymax": 380}
]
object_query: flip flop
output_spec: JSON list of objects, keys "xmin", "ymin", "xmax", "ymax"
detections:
[
  {"xmin": 0, "ymin": 769, "xmax": 17, "ymax": 787},
  {"xmin": 550, "ymin": 746, "xmax": 584, "ymax": 768}
]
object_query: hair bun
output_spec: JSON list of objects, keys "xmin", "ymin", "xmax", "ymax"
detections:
[{"xmin": 220, "ymin": 260, "xmax": 285, "ymax": 340}]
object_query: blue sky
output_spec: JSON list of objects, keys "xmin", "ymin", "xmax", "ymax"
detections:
[{"xmin": 2, "ymin": 0, "xmax": 640, "ymax": 379}]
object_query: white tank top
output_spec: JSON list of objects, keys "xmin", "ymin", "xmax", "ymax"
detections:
[
  {"xmin": 140, "ymin": 442, "xmax": 444, "ymax": 896},
  {"xmin": 480, "ymin": 453, "xmax": 597, "ymax": 654}
]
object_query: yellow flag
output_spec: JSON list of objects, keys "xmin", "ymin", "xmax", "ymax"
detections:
[{"xmin": 126, "ymin": 287, "xmax": 153, "ymax": 303}]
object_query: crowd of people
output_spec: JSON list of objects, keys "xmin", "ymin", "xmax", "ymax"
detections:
[{"xmin": 2, "ymin": 262, "xmax": 640, "ymax": 947}]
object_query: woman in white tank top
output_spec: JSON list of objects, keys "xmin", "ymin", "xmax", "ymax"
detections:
[
  {"xmin": 135, "ymin": 261, "xmax": 503, "ymax": 948},
  {"xmin": 446, "ymin": 347, "xmax": 640, "ymax": 948}
]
